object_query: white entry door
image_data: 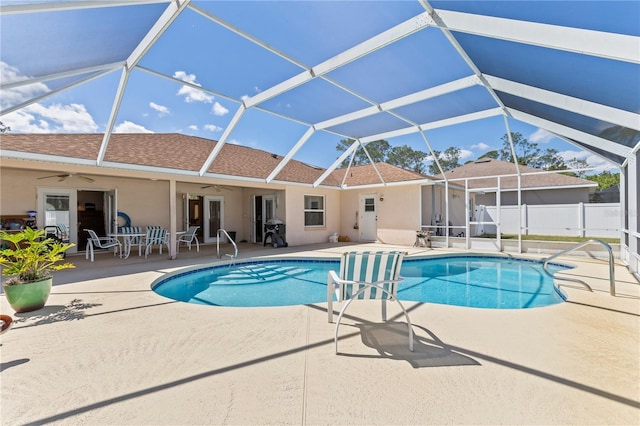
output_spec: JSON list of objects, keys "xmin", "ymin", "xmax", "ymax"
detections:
[
  {"xmin": 37, "ymin": 188, "xmax": 78, "ymax": 253},
  {"xmin": 204, "ymin": 196, "xmax": 224, "ymax": 243},
  {"xmin": 360, "ymin": 194, "xmax": 377, "ymax": 241}
]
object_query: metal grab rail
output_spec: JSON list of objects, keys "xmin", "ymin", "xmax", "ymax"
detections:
[
  {"xmin": 216, "ymin": 229, "xmax": 238, "ymax": 263},
  {"xmin": 542, "ymin": 239, "xmax": 616, "ymax": 296}
]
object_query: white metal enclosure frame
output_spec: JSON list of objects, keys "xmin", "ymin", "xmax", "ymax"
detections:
[{"xmin": 0, "ymin": 1, "xmax": 638, "ymax": 275}]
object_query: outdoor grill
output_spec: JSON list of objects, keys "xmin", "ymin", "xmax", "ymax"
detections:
[{"xmin": 264, "ymin": 219, "xmax": 287, "ymax": 248}]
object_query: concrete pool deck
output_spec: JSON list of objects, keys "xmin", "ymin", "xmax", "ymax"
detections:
[{"xmin": 1, "ymin": 242, "xmax": 639, "ymax": 425}]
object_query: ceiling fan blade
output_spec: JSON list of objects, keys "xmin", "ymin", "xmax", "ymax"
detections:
[
  {"xmin": 78, "ymin": 175, "xmax": 95, "ymax": 182},
  {"xmin": 37, "ymin": 174, "xmax": 65, "ymax": 180},
  {"xmin": 59, "ymin": 175, "xmax": 69, "ymax": 182},
  {"xmin": 201, "ymin": 184, "xmax": 234, "ymax": 191}
]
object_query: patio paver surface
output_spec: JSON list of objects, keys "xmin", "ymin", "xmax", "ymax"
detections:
[{"xmin": 1, "ymin": 243, "xmax": 639, "ymax": 425}]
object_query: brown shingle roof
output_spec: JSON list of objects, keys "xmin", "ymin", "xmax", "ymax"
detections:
[
  {"xmin": 331, "ymin": 162, "xmax": 431, "ymax": 186},
  {"xmin": 0, "ymin": 133, "xmax": 342, "ymax": 186},
  {"xmin": 436, "ymin": 158, "xmax": 596, "ymax": 189}
]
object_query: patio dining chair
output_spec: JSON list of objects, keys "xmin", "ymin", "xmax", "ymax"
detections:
[
  {"xmin": 84, "ymin": 229, "xmax": 121, "ymax": 262},
  {"xmin": 327, "ymin": 250, "xmax": 414, "ymax": 354},
  {"xmin": 144, "ymin": 226, "xmax": 169, "ymax": 258},
  {"xmin": 176, "ymin": 226, "xmax": 200, "ymax": 253},
  {"xmin": 120, "ymin": 226, "xmax": 144, "ymax": 257}
]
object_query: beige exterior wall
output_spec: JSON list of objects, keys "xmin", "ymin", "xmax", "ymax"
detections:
[
  {"xmin": 340, "ymin": 185, "xmax": 422, "ymax": 245},
  {"xmin": 1, "ymin": 164, "xmax": 457, "ymax": 249},
  {"xmin": 284, "ymin": 186, "xmax": 341, "ymax": 246}
]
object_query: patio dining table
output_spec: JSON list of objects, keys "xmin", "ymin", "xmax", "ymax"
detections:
[{"xmin": 108, "ymin": 232, "xmax": 146, "ymax": 259}]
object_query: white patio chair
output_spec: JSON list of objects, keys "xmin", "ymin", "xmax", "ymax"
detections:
[
  {"xmin": 144, "ymin": 226, "xmax": 169, "ymax": 258},
  {"xmin": 84, "ymin": 229, "xmax": 121, "ymax": 262},
  {"xmin": 120, "ymin": 226, "xmax": 144, "ymax": 257},
  {"xmin": 176, "ymin": 226, "xmax": 200, "ymax": 253},
  {"xmin": 327, "ymin": 250, "xmax": 414, "ymax": 354}
]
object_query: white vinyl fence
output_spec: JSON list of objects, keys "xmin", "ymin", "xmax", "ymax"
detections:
[{"xmin": 475, "ymin": 203, "xmax": 620, "ymax": 239}]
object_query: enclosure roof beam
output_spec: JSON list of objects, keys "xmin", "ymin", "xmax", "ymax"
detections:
[{"xmin": 485, "ymin": 75, "xmax": 640, "ymax": 131}]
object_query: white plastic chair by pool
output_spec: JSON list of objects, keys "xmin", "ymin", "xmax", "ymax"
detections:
[
  {"xmin": 85, "ymin": 229, "xmax": 121, "ymax": 262},
  {"xmin": 327, "ymin": 250, "xmax": 414, "ymax": 354},
  {"xmin": 176, "ymin": 226, "xmax": 200, "ymax": 253}
]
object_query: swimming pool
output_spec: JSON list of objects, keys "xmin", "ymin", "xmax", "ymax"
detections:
[{"xmin": 152, "ymin": 255, "xmax": 570, "ymax": 309}]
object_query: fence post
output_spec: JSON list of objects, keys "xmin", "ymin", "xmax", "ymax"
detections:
[{"xmin": 579, "ymin": 202, "xmax": 585, "ymax": 237}]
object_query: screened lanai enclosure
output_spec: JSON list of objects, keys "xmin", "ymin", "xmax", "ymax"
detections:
[{"xmin": 0, "ymin": 1, "xmax": 638, "ymax": 276}]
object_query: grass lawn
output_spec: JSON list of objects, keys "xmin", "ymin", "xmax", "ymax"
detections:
[{"xmin": 479, "ymin": 234, "xmax": 619, "ymax": 244}]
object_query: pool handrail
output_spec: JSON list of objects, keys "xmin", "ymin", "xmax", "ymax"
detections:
[
  {"xmin": 542, "ymin": 239, "xmax": 615, "ymax": 296},
  {"xmin": 216, "ymin": 229, "xmax": 238, "ymax": 263}
]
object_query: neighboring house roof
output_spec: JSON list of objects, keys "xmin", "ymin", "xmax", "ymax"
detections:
[
  {"xmin": 436, "ymin": 158, "xmax": 597, "ymax": 191},
  {"xmin": 0, "ymin": 133, "xmax": 437, "ymax": 188}
]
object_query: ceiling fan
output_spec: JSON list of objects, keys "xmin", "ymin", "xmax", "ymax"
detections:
[
  {"xmin": 37, "ymin": 173, "xmax": 95, "ymax": 183},
  {"xmin": 201, "ymin": 184, "xmax": 233, "ymax": 192}
]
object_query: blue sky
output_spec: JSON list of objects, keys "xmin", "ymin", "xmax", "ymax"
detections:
[{"xmin": 2, "ymin": 1, "xmax": 635, "ymax": 173}]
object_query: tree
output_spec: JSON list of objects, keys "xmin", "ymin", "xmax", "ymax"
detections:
[
  {"xmin": 498, "ymin": 132, "xmax": 541, "ymax": 165},
  {"xmin": 427, "ymin": 146, "xmax": 461, "ymax": 175},
  {"xmin": 386, "ymin": 145, "xmax": 428, "ymax": 174},
  {"xmin": 498, "ymin": 132, "xmax": 577, "ymax": 171},
  {"xmin": 478, "ymin": 150, "xmax": 499, "ymax": 160},
  {"xmin": 586, "ymin": 170, "xmax": 620, "ymax": 190},
  {"xmin": 0, "ymin": 121, "xmax": 9, "ymax": 133},
  {"xmin": 536, "ymin": 148, "xmax": 566, "ymax": 171},
  {"xmin": 563, "ymin": 157, "xmax": 590, "ymax": 178},
  {"xmin": 336, "ymin": 139, "xmax": 390, "ymax": 166}
]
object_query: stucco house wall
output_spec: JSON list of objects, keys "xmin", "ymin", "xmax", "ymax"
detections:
[
  {"xmin": 338, "ymin": 185, "xmax": 422, "ymax": 245},
  {"xmin": 284, "ymin": 186, "xmax": 341, "ymax": 246}
]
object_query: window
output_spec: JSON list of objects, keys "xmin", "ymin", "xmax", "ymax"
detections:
[
  {"xmin": 304, "ymin": 195, "xmax": 324, "ymax": 227},
  {"xmin": 364, "ymin": 197, "xmax": 375, "ymax": 212}
]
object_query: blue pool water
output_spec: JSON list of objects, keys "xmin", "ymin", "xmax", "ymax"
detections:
[{"xmin": 152, "ymin": 255, "xmax": 569, "ymax": 309}]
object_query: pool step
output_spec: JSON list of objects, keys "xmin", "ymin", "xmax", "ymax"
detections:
[{"xmin": 216, "ymin": 264, "xmax": 312, "ymax": 283}]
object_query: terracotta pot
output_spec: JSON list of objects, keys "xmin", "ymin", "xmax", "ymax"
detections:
[{"xmin": 3, "ymin": 278, "xmax": 52, "ymax": 313}]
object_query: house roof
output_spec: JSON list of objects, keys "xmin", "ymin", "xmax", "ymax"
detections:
[
  {"xmin": 436, "ymin": 158, "xmax": 597, "ymax": 191},
  {"xmin": 1, "ymin": 133, "xmax": 441, "ymax": 188},
  {"xmin": 0, "ymin": 0, "xmax": 637, "ymax": 184},
  {"xmin": 0, "ymin": 133, "xmax": 341, "ymax": 186},
  {"xmin": 331, "ymin": 162, "xmax": 432, "ymax": 187}
]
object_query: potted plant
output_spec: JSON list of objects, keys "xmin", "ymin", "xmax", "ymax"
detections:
[{"xmin": 0, "ymin": 228, "xmax": 74, "ymax": 313}]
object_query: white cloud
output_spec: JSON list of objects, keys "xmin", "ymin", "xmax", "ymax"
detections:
[
  {"xmin": 529, "ymin": 128, "xmax": 555, "ymax": 144},
  {"xmin": 3, "ymin": 102, "xmax": 98, "ymax": 133},
  {"xmin": 114, "ymin": 121, "xmax": 153, "ymax": 133},
  {"xmin": 227, "ymin": 138, "xmax": 258, "ymax": 148},
  {"xmin": 459, "ymin": 149, "xmax": 473, "ymax": 160},
  {"xmin": 558, "ymin": 149, "xmax": 612, "ymax": 170},
  {"xmin": 149, "ymin": 102, "xmax": 170, "ymax": 116},
  {"xmin": 241, "ymin": 94, "xmax": 250, "ymax": 102},
  {"xmin": 471, "ymin": 142, "xmax": 490, "ymax": 150},
  {"xmin": 204, "ymin": 124, "xmax": 223, "ymax": 132},
  {"xmin": 211, "ymin": 102, "xmax": 229, "ymax": 116},
  {"xmin": 173, "ymin": 70, "xmax": 213, "ymax": 103},
  {"xmin": 0, "ymin": 61, "xmax": 50, "ymax": 110},
  {"xmin": 188, "ymin": 125, "xmax": 198, "ymax": 131}
]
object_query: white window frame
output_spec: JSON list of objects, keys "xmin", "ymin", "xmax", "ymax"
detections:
[{"xmin": 304, "ymin": 194, "xmax": 325, "ymax": 228}]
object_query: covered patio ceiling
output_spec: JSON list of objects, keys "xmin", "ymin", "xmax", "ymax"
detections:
[{"xmin": 1, "ymin": 0, "xmax": 638, "ymax": 187}]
